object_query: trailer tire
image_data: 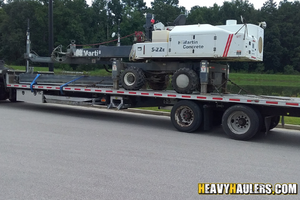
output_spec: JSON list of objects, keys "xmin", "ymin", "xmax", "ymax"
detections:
[
  {"xmin": 120, "ymin": 66, "xmax": 145, "ymax": 90},
  {"xmin": 222, "ymin": 105, "xmax": 262, "ymax": 140},
  {"xmin": 172, "ymin": 68, "xmax": 199, "ymax": 94},
  {"xmin": 148, "ymin": 75, "xmax": 169, "ymax": 90},
  {"xmin": 171, "ymin": 100, "xmax": 202, "ymax": 132}
]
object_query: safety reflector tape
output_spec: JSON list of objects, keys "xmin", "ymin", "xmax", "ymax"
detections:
[
  {"xmin": 286, "ymin": 103, "xmax": 299, "ymax": 106},
  {"xmin": 6, "ymin": 83, "xmax": 300, "ymax": 108},
  {"xmin": 213, "ymin": 97, "xmax": 223, "ymax": 100},
  {"xmin": 266, "ymin": 101, "xmax": 278, "ymax": 105},
  {"xmin": 168, "ymin": 94, "xmax": 176, "ymax": 97}
]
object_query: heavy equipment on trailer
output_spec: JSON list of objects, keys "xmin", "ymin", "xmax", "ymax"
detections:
[
  {"xmin": 24, "ymin": 14, "xmax": 266, "ymax": 94},
  {"xmin": 1, "ymin": 14, "xmax": 298, "ymax": 141}
]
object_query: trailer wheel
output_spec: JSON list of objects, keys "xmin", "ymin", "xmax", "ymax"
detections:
[
  {"xmin": 148, "ymin": 75, "xmax": 169, "ymax": 90},
  {"xmin": 172, "ymin": 68, "xmax": 199, "ymax": 94},
  {"xmin": 222, "ymin": 105, "xmax": 262, "ymax": 140},
  {"xmin": 120, "ymin": 66, "xmax": 145, "ymax": 90},
  {"xmin": 171, "ymin": 100, "xmax": 202, "ymax": 132}
]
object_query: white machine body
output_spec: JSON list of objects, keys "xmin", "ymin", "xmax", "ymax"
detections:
[{"xmin": 130, "ymin": 20, "xmax": 264, "ymax": 62}]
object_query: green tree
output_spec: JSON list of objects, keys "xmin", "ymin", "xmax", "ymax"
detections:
[
  {"xmin": 0, "ymin": 1, "xmax": 47, "ymax": 64},
  {"xmin": 150, "ymin": 0, "xmax": 185, "ymax": 25}
]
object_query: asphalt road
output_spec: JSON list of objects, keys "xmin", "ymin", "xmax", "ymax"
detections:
[{"xmin": 0, "ymin": 101, "xmax": 299, "ymax": 200}]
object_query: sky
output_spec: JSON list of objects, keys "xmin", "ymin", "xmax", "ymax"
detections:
[{"xmin": 144, "ymin": 0, "xmax": 293, "ymax": 10}]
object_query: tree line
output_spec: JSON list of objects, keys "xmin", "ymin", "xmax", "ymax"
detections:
[{"xmin": 0, "ymin": 0, "xmax": 299, "ymax": 74}]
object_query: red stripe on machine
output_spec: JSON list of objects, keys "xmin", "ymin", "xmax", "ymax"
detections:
[
  {"xmin": 85, "ymin": 89, "xmax": 91, "ymax": 92},
  {"xmin": 106, "ymin": 90, "xmax": 113, "ymax": 93},
  {"xmin": 22, "ymin": 85, "xmax": 27, "ymax": 88},
  {"xmin": 182, "ymin": 95, "xmax": 191, "ymax": 98},
  {"xmin": 56, "ymin": 87, "xmax": 60, "ymax": 90},
  {"xmin": 154, "ymin": 93, "xmax": 162, "ymax": 96},
  {"xmin": 168, "ymin": 94, "xmax": 176, "ymax": 97},
  {"xmin": 14, "ymin": 85, "xmax": 19, "ymax": 87},
  {"xmin": 7, "ymin": 84, "xmax": 11, "ymax": 87},
  {"xmin": 129, "ymin": 92, "xmax": 136, "ymax": 94},
  {"xmin": 65, "ymin": 88, "xmax": 71, "ymax": 90},
  {"xmin": 141, "ymin": 93, "xmax": 149, "ymax": 95},
  {"xmin": 213, "ymin": 97, "xmax": 223, "ymax": 100},
  {"xmin": 74, "ymin": 88, "xmax": 81, "ymax": 91},
  {"xmin": 286, "ymin": 102, "xmax": 299, "ymax": 106},
  {"xmin": 117, "ymin": 91, "xmax": 124, "ymax": 94},
  {"xmin": 266, "ymin": 101, "xmax": 278, "ymax": 105},
  {"xmin": 223, "ymin": 34, "xmax": 233, "ymax": 57},
  {"xmin": 38, "ymin": 86, "xmax": 43, "ymax": 88},
  {"xmin": 229, "ymin": 98, "xmax": 240, "ymax": 102},
  {"xmin": 46, "ymin": 87, "xmax": 52, "ymax": 89},
  {"xmin": 197, "ymin": 96, "xmax": 207, "ymax": 99},
  {"xmin": 95, "ymin": 90, "xmax": 102, "ymax": 92}
]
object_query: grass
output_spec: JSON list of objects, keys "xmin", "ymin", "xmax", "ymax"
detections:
[
  {"xmin": 6, "ymin": 65, "xmax": 111, "ymax": 76},
  {"xmin": 281, "ymin": 116, "xmax": 300, "ymax": 125},
  {"xmin": 229, "ymin": 73, "xmax": 300, "ymax": 87},
  {"xmin": 137, "ymin": 107, "xmax": 171, "ymax": 112}
]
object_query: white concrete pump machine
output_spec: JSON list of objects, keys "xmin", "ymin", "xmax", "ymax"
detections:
[{"xmin": 1, "ymin": 14, "xmax": 298, "ymax": 140}]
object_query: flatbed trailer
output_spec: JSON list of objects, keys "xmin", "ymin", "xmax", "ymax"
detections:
[
  {"xmin": 1, "ymin": 14, "xmax": 296, "ymax": 140},
  {"xmin": 1, "ymin": 65, "xmax": 300, "ymax": 141}
]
